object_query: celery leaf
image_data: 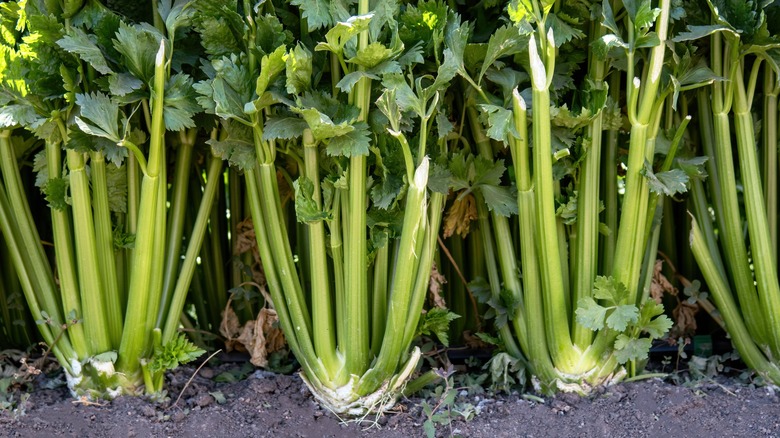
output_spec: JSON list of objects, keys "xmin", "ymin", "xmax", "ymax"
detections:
[
  {"xmin": 613, "ymin": 335, "xmax": 651, "ymax": 364},
  {"xmin": 207, "ymin": 121, "xmax": 255, "ymax": 170},
  {"xmin": 56, "ymin": 28, "xmax": 113, "ymax": 75},
  {"xmin": 643, "ymin": 163, "xmax": 689, "ymax": 196},
  {"xmin": 113, "ymin": 22, "xmax": 162, "ymax": 82},
  {"xmin": 262, "ymin": 117, "xmax": 308, "ymax": 141},
  {"xmin": 325, "ymin": 122, "xmax": 370, "ymax": 157},
  {"xmin": 43, "ymin": 177, "xmax": 69, "ymax": 211},
  {"xmin": 481, "ymin": 185, "xmax": 518, "ymax": 217},
  {"xmin": 416, "ymin": 308, "xmax": 460, "ymax": 347},
  {"xmin": 294, "ymin": 177, "xmax": 330, "ymax": 223},
  {"xmin": 479, "ymin": 25, "xmax": 526, "ymax": 81},
  {"xmin": 285, "ymin": 44, "xmax": 313, "ymax": 95},
  {"xmin": 291, "ymin": 0, "xmax": 332, "ymax": 31},
  {"xmin": 575, "ymin": 297, "xmax": 607, "ymax": 330},
  {"xmin": 148, "ymin": 333, "xmax": 205, "ymax": 374},
  {"xmin": 479, "ymin": 104, "xmax": 519, "ymax": 144},
  {"xmin": 606, "ymin": 305, "xmax": 639, "ymax": 332},
  {"xmin": 75, "ymin": 92, "xmax": 121, "ymax": 142},
  {"xmin": 162, "ymin": 74, "xmax": 200, "ymax": 131}
]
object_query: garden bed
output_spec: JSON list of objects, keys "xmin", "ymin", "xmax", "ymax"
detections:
[{"xmin": 2, "ymin": 360, "xmax": 779, "ymax": 437}]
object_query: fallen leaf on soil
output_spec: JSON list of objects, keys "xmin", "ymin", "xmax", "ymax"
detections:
[{"xmin": 220, "ymin": 305, "xmax": 286, "ymax": 368}]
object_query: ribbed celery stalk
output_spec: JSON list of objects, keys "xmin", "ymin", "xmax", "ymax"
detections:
[
  {"xmin": 612, "ymin": 0, "xmax": 671, "ymax": 301},
  {"xmin": 117, "ymin": 41, "xmax": 168, "ymax": 380}
]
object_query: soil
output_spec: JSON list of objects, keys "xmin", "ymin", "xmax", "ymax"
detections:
[{"xmin": 1, "ymin": 360, "xmax": 780, "ymax": 438}]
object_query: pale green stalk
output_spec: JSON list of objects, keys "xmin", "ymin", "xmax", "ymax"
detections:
[
  {"xmin": 89, "ymin": 150, "xmax": 123, "ymax": 348},
  {"xmin": 343, "ymin": 0, "xmax": 372, "ymax": 375},
  {"xmin": 612, "ymin": 0, "xmax": 671, "ymax": 301},
  {"xmin": 732, "ymin": 60, "xmax": 780, "ymax": 358},
  {"xmin": 762, "ymin": 67, "xmax": 778, "ymax": 260},
  {"xmin": 302, "ymin": 129, "xmax": 339, "ymax": 375},
  {"xmin": 117, "ymin": 42, "xmax": 167, "ymax": 379}
]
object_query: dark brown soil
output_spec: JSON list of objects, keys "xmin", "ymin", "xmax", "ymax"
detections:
[{"xmin": 2, "ymin": 364, "xmax": 779, "ymax": 438}]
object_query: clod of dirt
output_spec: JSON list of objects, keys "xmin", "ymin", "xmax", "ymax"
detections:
[
  {"xmin": 194, "ymin": 394, "xmax": 215, "ymax": 408},
  {"xmin": 250, "ymin": 378, "xmax": 276, "ymax": 395},
  {"xmin": 140, "ymin": 405, "xmax": 156, "ymax": 417}
]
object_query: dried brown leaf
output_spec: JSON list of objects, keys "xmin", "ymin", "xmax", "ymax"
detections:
[
  {"xmin": 429, "ymin": 262, "xmax": 448, "ymax": 309},
  {"xmin": 234, "ymin": 218, "xmax": 266, "ymax": 285},
  {"xmin": 462, "ymin": 331, "xmax": 491, "ymax": 349},
  {"xmin": 672, "ymin": 301, "xmax": 699, "ymax": 338},
  {"xmin": 443, "ymin": 194, "xmax": 478, "ymax": 238},
  {"xmin": 650, "ymin": 259, "xmax": 677, "ymax": 303},
  {"xmin": 219, "ymin": 304, "xmax": 245, "ymax": 353}
]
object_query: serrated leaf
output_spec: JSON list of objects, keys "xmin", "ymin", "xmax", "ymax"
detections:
[
  {"xmin": 417, "ymin": 307, "xmax": 460, "ymax": 347},
  {"xmin": 316, "ymin": 14, "xmax": 373, "ymax": 55},
  {"xmin": 435, "ymin": 112, "xmax": 453, "ymax": 139},
  {"xmin": 479, "ymin": 25, "xmax": 526, "ymax": 81},
  {"xmin": 75, "ymin": 92, "xmax": 121, "ymax": 142},
  {"xmin": 606, "ymin": 304, "xmax": 639, "ymax": 332},
  {"xmin": 255, "ymin": 45, "xmax": 286, "ymax": 98},
  {"xmin": 192, "ymin": 13, "xmax": 244, "ymax": 57},
  {"xmin": 672, "ymin": 24, "xmax": 737, "ymax": 42},
  {"xmin": 382, "ymin": 73, "xmax": 422, "ymax": 116},
  {"xmin": 592, "ymin": 33, "xmax": 628, "ymax": 60},
  {"xmin": 33, "ymin": 150, "xmax": 48, "ymax": 188},
  {"xmin": 325, "ymin": 122, "xmax": 370, "ymax": 157},
  {"xmin": 294, "ymin": 177, "xmax": 330, "ymax": 223},
  {"xmin": 162, "ymin": 74, "xmax": 200, "ymax": 131},
  {"xmin": 635, "ymin": 33, "xmax": 661, "ymax": 49},
  {"xmin": 159, "ymin": 0, "xmax": 194, "ymax": 36},
  {"xmin": 207, "ymin": 121, "xmax": 255, "ymax": 170},
  {"xmin": 113, "ymin": 22, "xmax": 162, "ymax": 82},
  {"xmin": 148, "ymin": 332, "xmax": 205, "ymax": 374},
  {"xmin": 474, "ymin": 156, "xmax": 505, "ymax": 187},
  {"xmin": 600, "ymin": 0, "xmax": 620, "ymax": 34},
  {"xmin": 593, "ymin": 275, "xmax": 628, "ymax": 304},
  {"xmin": 546, "ymin": 13, "xmax": 585, "ymax": 46},
  {"xmin": 56, "ymin": 28, "xmax": 113, "ymax": 75},
  {"xmin": 575, "ymin": 297, "xmax": 608, "ymax": 331},
  {"xmin": 643, "ymin": 163, "xmax": 689, "ymax": 196},
  {"xmin": 0, "ymin": 104, "xmax": 39, "ymax": 129},
  {"xmin": 613, "ymin": 335, "xmax": 651, "ymax": 364},
  {"xmin": 480, "ymin": 185, "xmax": 518, "ymax": 217},
  {"xmin": 198, "ymin": 55, "xmax": 254, "ymax": 121},
  {"xmin": 44, "ymin": 177, "xmax": 69, "ymax": 211},
  {"xmin": 624, "ymin": 0, "xmax": 658, "ymax": 31},
  {"xmin": 285, "ymin": 43, "xmax": 312, "ymax": 95},
  {"xmin": 255, "ymin": 14, "xmax": 288, "ymax": 55},
  {"xmin": 262, "ymin": 117, "xmax": 309, "ymax": 141},
  {"xmin": 291, "ymin": 0, "xmax": 332, "ymax": 30},
  {"xmin": 107, "ymin": 73, "xmax": 143, "ymax": 96},
  {"xmin": 105, "ymin": 162, "xmax": 127, "ymax": 213},
  {"xmin": 298, "ymin": 107, "xmax": 355, "ymax": 140},
  {"xmin": 427, "ymin": 158, "xmax": 451, "ymax": 194},
  {"xmin": 643, "ymin": 314, "xmax": 672, "ymax": 338},
  {"xmin": 348, "ymin": 42, "xmax": 392, "ymax": 68},
  {"xmin": 676, "ymin": 156, "xmax": 708, "ymax": 180},
  {"xmin": 479, "ymin": 104, "xmax": 519, "ymax": 144}
]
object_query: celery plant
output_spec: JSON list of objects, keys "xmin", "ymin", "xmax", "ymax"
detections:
[
  {"xmin": 0, "ymin": 0, "xmax": 220, "ymax": 397},
  {"xmin": 192, "ymin": 0, "xmax": 459, "ymax": 414},
  {"xmin": 686, "ymin": 0, "xmax": 780, "ymax": 384},
  {"xmin": 445, "ymin": 0, "xmax": 723, "ymax": 391}
]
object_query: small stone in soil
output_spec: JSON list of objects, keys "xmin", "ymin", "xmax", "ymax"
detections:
[
  {"xmin": 171, "ymin": 411, "xmax": 186, "ymax": 422},
  {"xmin": 194, "ymin": 394, "xmax": 214, "ymax": 408},
  {"xmin": 199, "ymin": 368, "xmax": 214, "ymax": 379}
]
